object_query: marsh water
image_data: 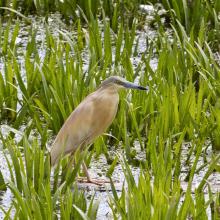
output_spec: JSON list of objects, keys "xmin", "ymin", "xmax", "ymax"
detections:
[{"xmin": 0, "ymin": 6, "xmax": 220, "ymax": 219}]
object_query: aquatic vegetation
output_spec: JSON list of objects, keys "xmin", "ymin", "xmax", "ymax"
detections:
[
  {"xmin": 0, "ymin": 136, "xmax": 98, "ymax": 219},
  {"xmin": 0, "ymin": 0, "xmax": 219, "ymax": 219}
]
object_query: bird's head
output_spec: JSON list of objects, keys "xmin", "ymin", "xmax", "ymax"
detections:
[{"xmin": 100, "ymin": 76, "xmax": 148, "ymax": 91}]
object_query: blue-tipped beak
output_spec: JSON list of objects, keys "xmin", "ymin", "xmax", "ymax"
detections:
[{"xmin": 123, "ymin": 81, "xmax": 149, "ymax": 91}]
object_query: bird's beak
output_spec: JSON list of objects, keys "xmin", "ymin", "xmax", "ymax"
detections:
[{"xmin": 123, "ymin": 81, "xmax": 149, "ymax": 91}]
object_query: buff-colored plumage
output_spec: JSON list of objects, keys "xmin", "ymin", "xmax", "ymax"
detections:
[
  {"xmin": 50, "ymin": 76, "xmax": 147, "ymax": 184},
  {"xmin": 50, "ymin": 84, "xmax": 119, "ymax": 165}
]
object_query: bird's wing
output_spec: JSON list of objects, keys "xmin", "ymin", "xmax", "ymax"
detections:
[
  {"xmin": 50, "ymin": 94, "xmax": 96, "ymax": 165},
  {"xmin": 50, "ymin": 89, "xmax": 119, "ymax": 165}
]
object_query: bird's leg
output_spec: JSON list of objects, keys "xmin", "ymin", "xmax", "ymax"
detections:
[{"xmin": 77, "ymin": 161, "xmax": 110, "ymax": 185}]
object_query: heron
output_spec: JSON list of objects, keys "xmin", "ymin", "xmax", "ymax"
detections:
[{"xmin": 50, "ymin": 76, "xmax": 147, "ymax": 185}]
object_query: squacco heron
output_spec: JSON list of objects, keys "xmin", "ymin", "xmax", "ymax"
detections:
[{"xmin": 50, "ymin": 76, "xmax": 147, "ymax": 185}]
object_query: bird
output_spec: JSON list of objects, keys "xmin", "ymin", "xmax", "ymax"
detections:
[{"xmin": 50, "ymin": 76, "xmax": 148, "ymax": 185}]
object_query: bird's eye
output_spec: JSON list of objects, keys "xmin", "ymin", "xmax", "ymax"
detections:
[{"xmin": 116, "ymin": 80, "xmax": 123, "ymax": 85}]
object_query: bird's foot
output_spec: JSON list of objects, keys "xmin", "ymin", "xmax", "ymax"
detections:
[
  {"xmin": 87, "ymin": 178, "xmax": 110, "ymax": 186},
  {"xmin": 77, "ymin": 177, "xmax": 110, "ymax": 186}
]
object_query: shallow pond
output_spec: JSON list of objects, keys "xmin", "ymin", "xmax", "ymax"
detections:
[
  {"xmin": 0, "ymin": 5, "xmax": 220, "ymax": 220},
  {"xmin": 1, "ymin": 130, "xmax": 220, "ymax": 219}
]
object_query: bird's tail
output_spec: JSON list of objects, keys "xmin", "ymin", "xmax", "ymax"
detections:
[
  {"xmin": 50, "ymin": 140, "xmax": 68, "ymax": 166},
  {"xmin": 49, "ymin": 153, "xmax": 52, "ymax": 167},
  {"xmin": 50, "ymin": 146, "xmax": 59, "ymax": 167}
]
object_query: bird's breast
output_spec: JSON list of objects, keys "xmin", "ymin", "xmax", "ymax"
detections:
[{"xmin": 90, "ymin": 91, "xmax": 119, "ymax": 134}]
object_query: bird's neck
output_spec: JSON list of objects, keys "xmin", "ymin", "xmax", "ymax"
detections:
[{"xmin": 99, "ymin": 85, "xmax": 119, "ymax": 94}]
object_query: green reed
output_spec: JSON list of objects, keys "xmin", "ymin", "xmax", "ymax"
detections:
[
  {"xmin": 0, "ymin": 135, "xmax": 98, "ymax": 219},
  {"xmin": 0, "ymin": 2, "xmax": 220, "ymax": 219}
]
